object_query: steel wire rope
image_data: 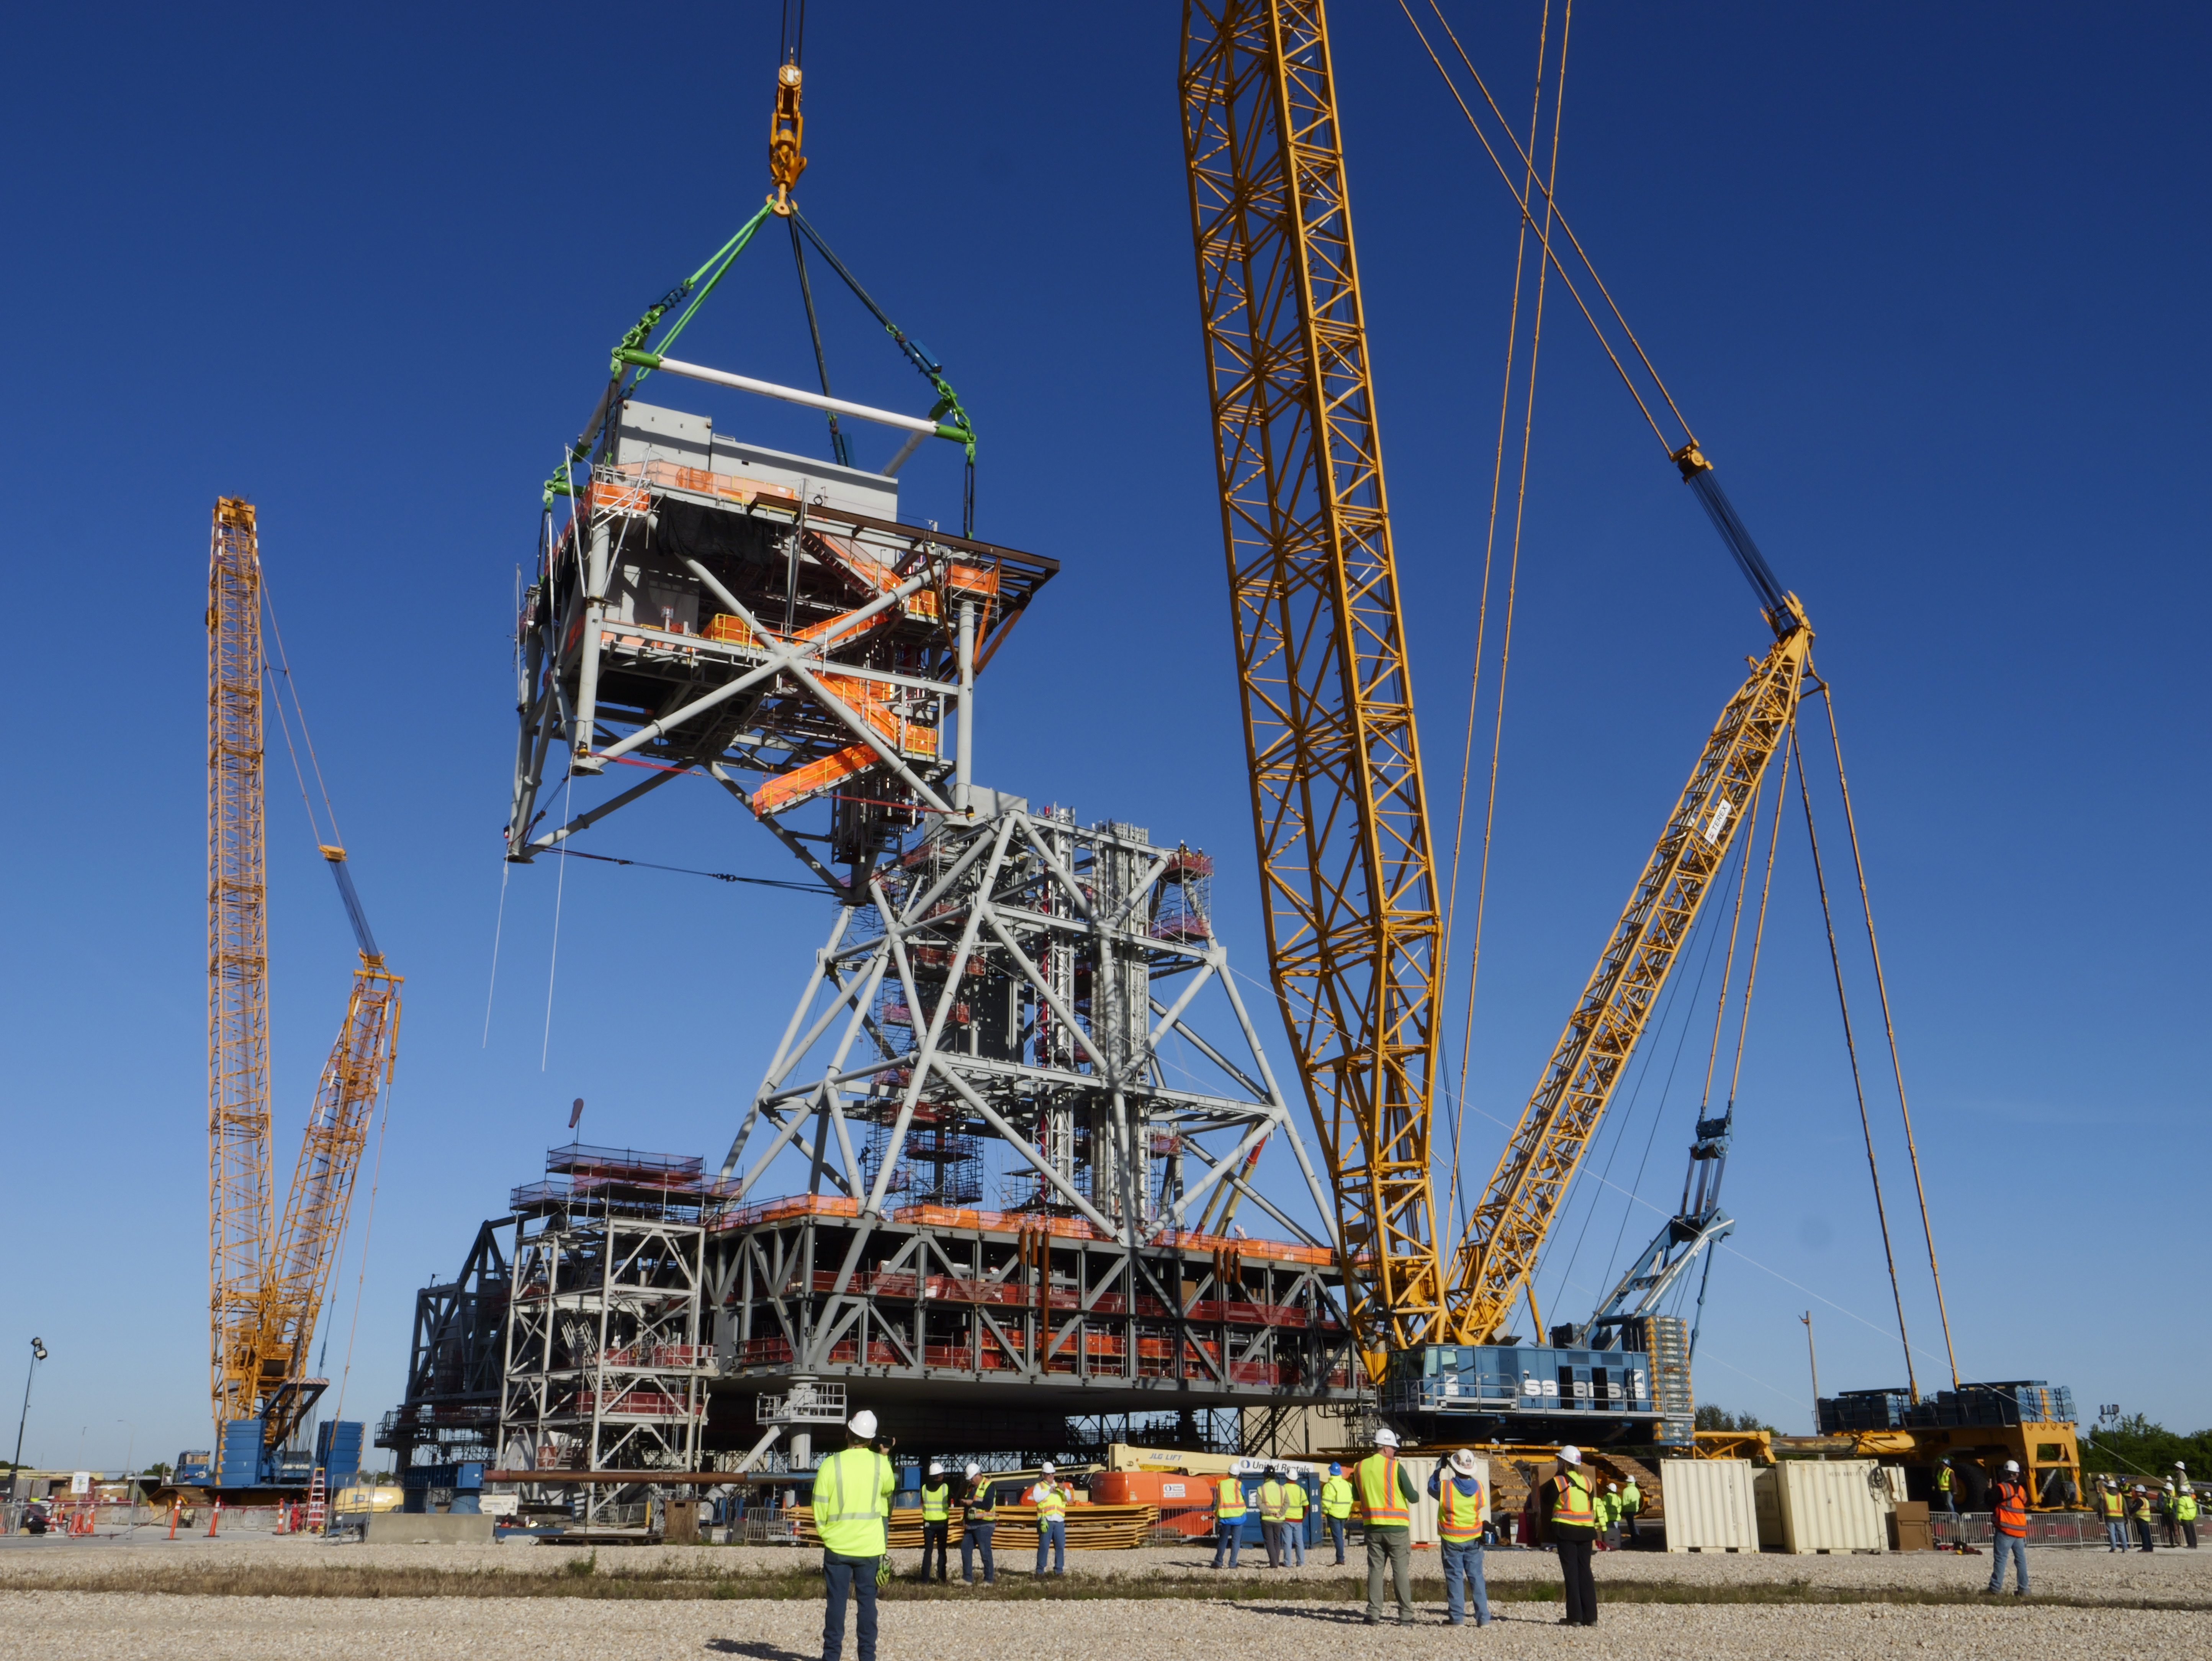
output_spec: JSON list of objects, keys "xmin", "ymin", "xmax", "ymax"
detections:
[
  {"xmin": 1811, "ymin": 670, "xmax": 1960, "ymax": 1391},
  {"xmin": 1793, "ymin": 724, "xmax": 1919, "ymax": 1401},
  {"xmin": 1439, "ymin": 0, "xmax": 1569, "ymax": 1246},
  {"xmin": 327, "ymin": 1065, "xmax": 395, "ymax": 1431},
  {"xmin": 1397, "ymin": 2, "xmax": 1686, "ymax": 457},
  {"xmin": 789, "ymin": 215, "xmax": 852, "ymax": 468}
]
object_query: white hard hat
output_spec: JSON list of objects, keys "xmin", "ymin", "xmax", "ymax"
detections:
[
  {"xmin": 1040, "ymin": 1460, "xmax": 1055, "ymax": 1473},
  {"xmin": 1448, "ymin": 1448, "xmax": 1479, "ymax": 1475},
  {"xmin": 928, "ymin": 1461, "xmax": 944, "ymax": 1477},
  {"xmin": 965, "ymin": 1463, "xmax": 980, "ymax": 1479},
  {"xmin": 847, "ymin": 1410, "xmax": 879, "ymax": 1438},
  {"xmin": 1374, "ymin": 1428, "xmax": 1400, "ymax": 1448},
  {"xmin": 2004, "ymin": 1460, "xmax": 2019, "ymax": 1473},
  {"xmin": 1558, "ymin": 1445, "xmax": 1582, "ymax": 1466},
  {"xmin": 1606, "ymin": 1482, "xmax": 1618, "ymax": 1491}
]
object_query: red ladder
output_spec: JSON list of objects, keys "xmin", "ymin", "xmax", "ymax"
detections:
[{"xmin": 304, "ymin": 1469, "xmax": 327, "ymax": 1534}]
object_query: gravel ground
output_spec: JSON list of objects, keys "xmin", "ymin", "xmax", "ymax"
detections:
[
  {"xmin": 2, "ymin": 1589, "xmax": 2205, "ymax": 1661},
  {"xmin": 4, "ymin": 1533, "xmax": 2210, "ymax": 1605}
]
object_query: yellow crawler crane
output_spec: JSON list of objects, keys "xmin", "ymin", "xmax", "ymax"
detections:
[
  {"xmin": 1181, "ymin": 0, "xmax": 1450, "ymax": 1380},
  {"xmin": 205, "ymin": 498, "xmax": 401, "ymax": 1482}
]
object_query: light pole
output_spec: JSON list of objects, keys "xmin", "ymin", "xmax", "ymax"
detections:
[
  {"xmin": 116, "ymin": 1419, "xmax": 136, "ymax": 1537},
  {"xmin": 8, "ymin": 1338, "xmax": 47, "ymax": 1520},
  {"xmin": 1801, "ymin": 1312, "xmax": 1821, "ymax": 1432}
]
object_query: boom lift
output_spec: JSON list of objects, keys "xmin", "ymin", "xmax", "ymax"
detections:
[{"xmin": 206, "ymin": 498, "xmax": 399, "ymax": 1489}]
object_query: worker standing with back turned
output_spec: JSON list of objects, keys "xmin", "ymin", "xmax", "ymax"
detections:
[
  {"xmin": 1211, "ymin": 1468, "xmax": 1248, "ymax": 1570},
  {"xmin": 918, "ymin": 1462, "xmax": 951, "ymax": 1582},
  {"xmin": 1356, "ymin": 1428, "xmax": 1422, "ymax": 1626},
  {"xmin": 2174, "ymin": 1475, "xmax": 2199, "ymax": 1549},
  {"xmin": 813, "ymin": 1410, "xmax": 895, "ymax": 1661},
  {"xmin": 1986, "ymin": 1460, "xmax": 2030, "ymax": 1595},
  {"xmin": 1281, "ymin": 1468, "xmax": 1309, "ymax": 1566},
  {"xmin": 1541, "ymin": 1446, "xmax": 1600, "ymax": 1627},
  {"xmin": 1258, "ymin": 1465, "xmax": 1289, "ymax": 1568},
  {"xmin": 1620, "ymin": 1473, "xmax": 1642, "ymax": 1546},
  {"xmin": 1320, "ymin": 1463, "xmax": 1354, "ymax": 1565}
]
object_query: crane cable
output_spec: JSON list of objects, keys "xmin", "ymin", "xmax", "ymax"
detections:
[
  {"xmin": 1439, "ymin": 0, "xmax": 1572, "ymax": 1243},
  {"xmin": 1793, "ymin": 720, "xmax": 1920, "ymax": 1402},
  {"xmin": 1397, "ymin": 0, "xmax": 1697, "ymax": 460}
]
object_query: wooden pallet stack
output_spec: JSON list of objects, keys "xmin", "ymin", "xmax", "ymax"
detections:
[{"xmin": 790, "ymin": 1502, "xmax": 1159, "ymax": 1552}]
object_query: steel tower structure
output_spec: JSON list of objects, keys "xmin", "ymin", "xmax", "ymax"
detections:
[{"xmin": 1180, "ymin": 0, "xmax": 1447, "ymax": 1379}]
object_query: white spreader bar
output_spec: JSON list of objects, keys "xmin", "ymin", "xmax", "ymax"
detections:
[{"xmin": 625, "ymin": 351, "xmax": 959, "ymax": 440}]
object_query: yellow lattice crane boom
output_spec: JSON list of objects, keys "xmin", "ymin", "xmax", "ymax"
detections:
[
  {"xmin": 1180, "ymin": 0, "xmax": 1449, "ymax": 1379},
  {"xmin": 205, "ymin": 498, "xmax": 401, "ymax": 1479},
  {"xmin": 208, "ymin": 498, "xmax": 274, "ymax": 1431}
]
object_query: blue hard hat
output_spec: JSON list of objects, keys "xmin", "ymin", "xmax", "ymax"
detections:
[{"xmin": 1329, "ymin": 1463, "xmax": 1343, "ymax": 1475}]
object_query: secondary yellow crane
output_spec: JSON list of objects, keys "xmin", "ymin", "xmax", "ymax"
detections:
[
  {"xmin": 207, "ymin": 498, "xmax": 401, "ymax": 1482},
  {"xmin": 1179, "ymin": 1, "xmax": 1811, "ymax": 1412}
]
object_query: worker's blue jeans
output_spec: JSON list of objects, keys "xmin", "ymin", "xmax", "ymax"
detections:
[
  {"xmin": 1035, "ymin": 1515, "xmax": 1065, "ymax": 1574},
  {"xmin": 1212, "ymin": 1520, "xmax": 1242, "ymax": 1568},
  {"xmin": 1987, "ymin": 1532, "xmax": 2029, "ymax": 1593},
  {"xmin": 2106, "ymin": 1519, "xmax": 2128, "ymax": 1550},
  {"xmin": 960, "ymin": 1522, "xmax": 995, "ymax": 1582},
  {"xmin": 1440, "ymin": 1539, "xmax": 1490, "ymax": 1625},
  {"xmin": 1327, "ymin": 1516, "xmax": 1347, "ymax": 1562},
  {"xmin": 1285, "ymin": 1517, "xmax": 1306, "ymax": 1565},
  {"xmin": 821, "ymin": 1551, "xmax": 878, "ymax": 1661}
]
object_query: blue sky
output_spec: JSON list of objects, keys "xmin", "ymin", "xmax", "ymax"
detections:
[{"xmin": 0, "ymin": 0, "xmax": 2204, "ymax": 1470}]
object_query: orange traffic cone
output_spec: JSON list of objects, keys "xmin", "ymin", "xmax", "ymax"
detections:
[
  {"xmin": 167, "ymin": 1502, "xmax": 179, "ymax": 1540},
  {"xmin": 206, "ymin": 1497, "xmax": 221, "ymax": 1538}
]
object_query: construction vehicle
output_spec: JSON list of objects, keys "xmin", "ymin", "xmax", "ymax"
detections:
[
  {"xmin": 1179, "ymin": 0, "xmax": 2083, "ymax": 1480},
  {"xmin": 203, "ymin": 498, "xmax": 393, "ymax": 1490}
]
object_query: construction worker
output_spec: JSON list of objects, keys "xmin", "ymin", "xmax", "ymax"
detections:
[
  {"xmin": 1320, "ymin": 1463, "xmax": 1354, "ymax": 1565},
  {"xmin": 2096, "ymin": 1478, "xmax": 2129, "ymax": 1551},
  {"xmin": 814, "ymin": 1409, "xmax": 895, "ymax": 1661},
  {"xmin": 1934, "ymin": 1457, "xmax": 1957, "ymax": 1530},
  {"xmin": 918, "ymin": 1462, "xmax": 951, "ymax": 1582},
  {"xmin": 958, "ymin": 1463, "xmax": 996, "ymax": 1585},
  {"xmin": 1986, "ymin": 1459, "xmax": 2030, "ymax": 1595},
  {"xmin": 2174, "ymin": 1477, "xmax": 2199, "ymax": 1550},
  {"xmin": 1356, "ymin": 1428, "xmax": 1422, "ymax": 1626},
  {"xmin": 1281, "ymin": 1469, "xmax": 1309, "ymax": 1566},
  {"xmin": 1028, "ymin": 1461, "xmax": 1068, "ymax": 1577},
  {"xmin": 1620, "ymin": 1474, "xmax": 1642, "ymax": 1546},
  {"xmin": 2130, "ymin": 1485, "xmax": 2158, "ymax": 1553},
  {"xmin": 1258, "ymin": 1465, "xmax": 1289, "ymax": 1568},
  {"xmin": 1541, "ymin": 1445, "xmax": 1600, "ymax": 1628},
  {"xmin": 1600, "ymin": 1481, "xmax": 1624, "ymax": 1551},
  {"xmin": 1427, "ymin": 1448, "xmax": 1490, "ymax": 1627},
  {"xmin": 1210, "ymin": 1468, "xmax": 1248, "ymax": 1569}
]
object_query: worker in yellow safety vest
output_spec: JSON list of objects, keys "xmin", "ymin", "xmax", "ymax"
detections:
[
  {"xmin": 1320, "ymin": 1463, "xmax": 1355, "ymax": 1566},
  {"xmin": 958, "ymin": 1462, "xmax": 997, "ymax": 1585},
  {"xmin": 1281, "ymin": 1470, "xmax": 1310, "ymax": 1568},
  {"xmin": 1428, "ymin": 1448, "xmax": 1491, "ymax": 1627},
  {"xmin": 918, "ymin": 1461, "xmax": 951, "ymax": 1583},
  {"xmin": 2173, "ymin": 1479, "xmax": 2199, "ymax": 1550},
  {"xmin": 1211, "ymin": 1468, "xmax": 1249, "ymax": 1570},
  {"xmin": 1356, "ymin": 1429, "xmax": 1421, "ymax": 1626},
  {"xmin": 1620, "ymin": 1476, "xmax": 1642, "ymax": 1546},
  {"xmin": 1542, "ymin": 1446, "xmax": 1600, "ymax": 1628},
  {"xmin": 814, "ymin": 1409, "xmax": 896, "ymax": 1661},
  {"xmin": 1258, "ymin": 1467, "xmax": 1290, "ymax": 1569},
  {"xmin": 2096, "ymin": 1479, "xmax": 2128, "ymax": 1551},
  {"xmin": 1028, "ymin": 1461, "xmax": 1070, "ymax": 1577},
  {"xmin": 2130, "ymin": 1486, "xmax": 2157, "ymax": 1553},
  {"xmin": 1935, "ymin": 1458, "xmax": 1957, "ymax": 1523}
]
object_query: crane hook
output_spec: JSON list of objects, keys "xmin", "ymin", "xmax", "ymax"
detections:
[{"xmin": 769, "ymin": 61, "xmax": 807, "ymax": 215}]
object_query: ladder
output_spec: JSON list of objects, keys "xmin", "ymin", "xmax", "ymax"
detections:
[{"xmin": 304, "ymin": 1468, "xmax": 327, "ymax": 1534}]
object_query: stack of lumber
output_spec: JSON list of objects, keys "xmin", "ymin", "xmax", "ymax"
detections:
[{"xmin": 789, "ymin": 1502, "xmax": 1158, "ymax": 1552}]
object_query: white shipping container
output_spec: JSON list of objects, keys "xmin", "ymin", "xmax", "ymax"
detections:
[
  {"xmin": 1659, "ymin": 1458, "xmax": 1760, "ymax": 1553},
  {"xmin": 1764, "ymin": 1459, "xmax": 1888, "ymax": 1554}
]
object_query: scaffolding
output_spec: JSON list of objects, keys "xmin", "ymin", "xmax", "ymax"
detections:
[{"xmin": 497, "ymin": 1145, "xmax": 712, "ymax": 1527}]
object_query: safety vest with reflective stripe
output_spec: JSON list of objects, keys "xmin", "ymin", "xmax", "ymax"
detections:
[
  {"xmin": 1549, "ymin": 1469, "xmax": 1595, "ymax": 1533},
  {"xmin": 1283, "ymin": 1482, "xmax": 1309, "ymax": 1520},
  {"xmin": 2131, "ymin": 1493, "xmax": 2156, "ymax": 1522},
  {"xmin": 813, "ymin": 1446, "xmax": 893, "ymax": 1558},
  {"xmin": 1937, "ymin": 1466, "xmax": 1953, "ymax": 1492},
  {"xmin": 2098, "ymin": 1489, "xmax": 2126, "ymax": 1518},
  {"xmin": 1320, "ymin": 1476, "xmax": 1354, "ymax": 1519},
  {"xmin": 1032, "ymin": 1481, "xmax": 1068, "ymax": 1519},
  {"xmin": 1259, "ymin": 1480, "xmax": 1288, "ymax": 1522},
  {"xmin": 1358, "ymin": 1453, "xmax": 1409, "ymax": 1527},
  {"xmin": 1438, "ymin": 1477, "xmax": 1484, "ymax": 1543},
  {"xmin": 1992, "ymin": 1479, "xmax": 2029, "ymax": 1538},
  {"xmin": 2178, "ymin": 1489, "xmax": 2200, "ymax": 1522},
  {"xmin": 1216, "ymin": 1476, "xmax": 1247, "ymax": 1519},
  {"xmin": 921, "ymin": 1482, "xmax": 950, "ymax": 1523},
  {"xmin": 1621, "ymin": 1481, "xmax": 1641, "ymax": 1515}
]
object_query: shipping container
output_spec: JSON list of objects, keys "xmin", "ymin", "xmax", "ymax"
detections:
[
  {"xmin": 1658, "ymin": 1458, "xmax": 1759, "ymax": 1553},
  {"xmin": 1755, "ymin": 1460, "xmax": 1888, "ymax": 1554}
]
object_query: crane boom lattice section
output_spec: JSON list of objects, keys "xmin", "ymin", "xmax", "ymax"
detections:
[
  {"xmin": 1448, "ymin": 619, "xmax": 1811, "ymax": 1342},
  {"xmin": 208, "ymin": 497, "xmax": 273, "ymax": 1431},
  {"xmin": 1181, "ymin": 0, "xmax": 1447, "ymax": 1377}
]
